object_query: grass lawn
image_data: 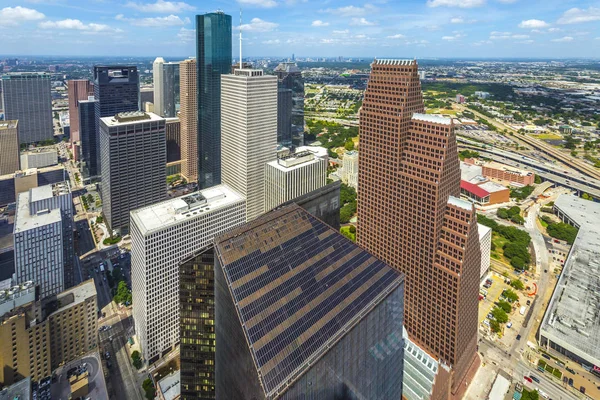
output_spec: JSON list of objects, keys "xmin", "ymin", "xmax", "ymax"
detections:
[
  {"xmin": 538, "ymin": 217, "xmax": 549, "ymax": 228},
  {"xmin": 553, "ymin": 369, "xmax": 562, "ymax": 379},
  {"xmin": 536, "ymin": 133, "xmax": 563, "ymax": 140},
  {"xmin": 426, "ymin": 108, "xmax": 458, "ymax": 115},
  {"xmin": 491, "ymin": 233, "xmax": 510, "ymax": 264}
]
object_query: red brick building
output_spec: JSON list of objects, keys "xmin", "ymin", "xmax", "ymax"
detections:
[{"xmin": 357, "ymin": 59, "xmax": 481, "ymax": 398}]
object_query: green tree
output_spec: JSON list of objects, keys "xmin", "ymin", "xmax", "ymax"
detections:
[
  {"xmin": 344, "ymin": 140, "xmax": 354, "ymax": 151},
  {"xmin": 349, "ymin": 225, "xmax": 356, "ymax": 234},
  {"xmin": 142, "ymin": 378, "xmax": 156, "ymax": 400},
  {"xmin": 490, "ymin": 320, "xmax": 501, "ymax": 333},
  {"xmin": 508, "ymin": 206, "xmax": 521, "ymax": 217},
  {"xmin": 511, "ymin": 214, "xmax": 525, "ymax": 225},
  {"xmin": 340, "ymin": 201, "xmax": 357, "ymax": 224},
  {"xmin": 511, "ymin": 279, "xmax": 525, "ymax": 290},
  {"xmin": 491, "ymin": 307, "xmax": 509, "ymax": 323},
  {"xmin": 327, "ymin": 149, "xmax": 338, "ymax": 159},
  {"xmin": 131, "ymin": 350, "xmax": 142, "ymax": 369},
  {"xmin": 502, "ymin": 289, "xmax": 519, "ymax": 303},
  {"xmin": 497, "ymin": 300, "xmax": 512, "ymax": 313},
  {"xmin": 582, "ymin": 193, "xmax": 593, "ymax": 201},
  {"xmin": 534, "ymin": 174, "xmax": 542, "ymax": 184},
  {"xmin": 521, "ymin": 389, "xmax": 539, "ymax": 400},
  {"xmin": 340, "ymin": 183, "xmax": 357, "ymax": 205},
  {"xmin": 114, "ymin": 281, "xmax": 132, "ymax": 305},
  {"xmin": 546, "ymin": 222, "xmax": 579, "ymax": 244},
  {"xmin": 497, "ymin": 208, "xmax": 509, "ymax": 219}
]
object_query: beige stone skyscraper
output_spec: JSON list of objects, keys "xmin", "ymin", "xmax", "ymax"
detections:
[
  {"xmin": 358, "ymin": 59, "xmax": 481, "ymax": 398},
  {"xmin": 180, "ymin": 59, "xmax": 197, "ymax": 182},
  {"xmin": 67, "ymin": 79, "xmax": 93, "ymax": 144},
  {"xmin": 0, "ymin": 120, "xmax": 20, "ymax": 175}
]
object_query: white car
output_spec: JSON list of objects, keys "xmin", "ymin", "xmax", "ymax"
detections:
[{"xmin": 483, "ymin": 319, "xmax": 490, "ymax": 326}]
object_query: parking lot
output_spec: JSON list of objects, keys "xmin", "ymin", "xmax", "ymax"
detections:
[
  {"xmin": 458, "ymin": 125, "xmax": 517, "ymax": 146},
  {"xmin": 50, "ymin": 353, "xmax": 108, "ymax": 400}
]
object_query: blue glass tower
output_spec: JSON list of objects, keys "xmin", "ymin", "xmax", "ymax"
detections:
[{"xmin": 196, "ymin": 12, "xmax": 232, "ymax": 189}]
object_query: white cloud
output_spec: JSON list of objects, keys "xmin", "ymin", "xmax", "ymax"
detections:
[
  {"xmin": 511, "ymin": 34, "xmax": 529, "ymax": 39},
  {"xmin": 557, "ymin": 7, "xmax": 600, "ymax": 24},
  {"xmin": 320, "ymin": 38, "xmax": 337, "ymax": 44},
  {"xmin": 262, "ymin": 39, "xmax": 281, "ymax": 44},
  {"xmin": 239, "ymin": 18, "xmax": 278, "ymax": 32},
  {"xmin": 387, "ymin": 34, "xmax": 405, "ymax": 39},
  {"xmin": 311, "ymin": 20, "xmax": 329, "ymax": 27},
  {"xmin": 332, "ymin": 29, "xmax": 349, "ymax": 35},
  {"xmin": 518, "ymin": 39, "xmax": 534, "ymax": 44},
  {"xmin": 442, "ymin": 33, "xmax": 466, "ymax": 41},
  {"xmin": 126, "ymin": 15, "xmax": 189, "ymax": 27},
  {"xmin": 450, "ymin": 17, "xmax": 464, "ymax": 23},
  {"xmin": 496, "ymin": 0, "xmax": 518, "ymax": 3},
  {"xmin": 490, "ymin": 31, "xmax": 529, "ymax": 40},
  {"xmin": 0, "ymin": 6, "xmax": 45, "ymax": 25},
  {"xmin": 125, "ymin": 0, "xmax": 195, "ymax": 13},
  {"xmin": 322, "ymin": 4, "xmax": 377, "ymax": 17},
  {"xmin": 350, "ymin": 17, "xmax": 376, "ymax": 26},
  {"xmin": 427, "ymin": 0, "xmax": 485, "ymax": 8},
  {"xmin": 519, "ymin": 19, "xmax": 549, "ymax": 29},
  {"xmin": 548, "ymin": 27, "xmax": 561, "ymax": 32},
  {"xmin": 177, "ymin": 27, "xmax": 193, "ymax": 42},
  {"xmin": 39, "ymin": 19, "xmax": 120, "ymax": 32},
  {"xmin": 237, "ymin": 0, "xmax": 278, "ymax": 8},
  {"xmin": 551, "ymin": 36, "xmax": 573, "ymax": 42}
]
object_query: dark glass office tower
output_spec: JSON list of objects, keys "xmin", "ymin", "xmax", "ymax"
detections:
[
  {"xmin": 180, "ymin": 247, "xmax": 216, "ymax": 400},
  {"xmin": 93, "ymin": 66, "xmax": 140, "ymax": 175},
  {"xmin": 277, "ymin": 88, "xmax": 292, "ymax": 146},
  {"xmin": 275, "ymin": 63, "xmax": 304, "ymax": 147},
  {"xmin": 196, "ymin": 12, "xmax": 232, "ymax": 189},
  {"xmin": 78, "ymin": 98, "xmax": 98, "ymax": 177},
  {"xmin": 163, "ymin": 63, "xmax": 180, "ymax": 118}
]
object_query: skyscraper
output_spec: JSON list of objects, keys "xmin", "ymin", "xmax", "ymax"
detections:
[
  {"xmin": 0, "ymin": 120, "xmax": 20, "ymax": 175},
  {"xmin": 99, "ymin": 111, "xmax": 166, "ymax": 233},
  {"xmin": 67, "ymin": 79, "xmax": 93, "ymax": 144},
  {"xmin": 276, "ymin": 88, "xmax": 292, "ymax": 146},
  {"xmin": 1, "ymin": 72, "xmax": 53, "ymax": 144},
  {"xmin": 153, "ymin": 58, "xmax": 180, "ymax": 118},
  {"xmin": 264, "ymin": 149, "xmax": 327, "ymax": 212},
  {"xmin": 196, "ymin": 12, "xmax": 232, "ymax": 189},
  {"xmin": 93, "ymin": 66, "xmax": 140, "ymax": 175},
  {"xmin": 221, "ymin": 69, "xmax": 277, "ymax": 222},
  {"xmin": 130, "ymin": 185, "xmax": 245, "ymax": 364},
  {"xmin": 274, "ymin": 63, "xmax": 304, "ymax": 147},
  {"xmin": 180, "ymin": 247, "xmax": 216, "ymax": 400},
  {"xmin": 358, "ymin": 59, "xmax": 481, "ymax": 397},
  {"xmin": 180, "ymin": 58, "xmax": 198, "ymax": 182},
  {"xmin": 213, "ymin": 204, "xmax": 405, "ymax": 400},
  {"xmin": 78, "ymin": 97, "xmax": 98, "ymax": 178},
  {"xmin": 14, "ymin": 181, "xmax": 74, "ymax": 298}
]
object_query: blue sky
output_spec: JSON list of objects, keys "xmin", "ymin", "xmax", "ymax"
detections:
[{"xmin": 0, "ymin": 0, "xmax": 599, "ymax": 58}]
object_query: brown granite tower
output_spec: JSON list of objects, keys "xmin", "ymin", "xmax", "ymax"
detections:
[{"xmin": 357, "ymin": 59, "xmax": 481, "ymax": 397}]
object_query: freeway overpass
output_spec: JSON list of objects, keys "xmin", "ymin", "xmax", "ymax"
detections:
[{"xmin": 458, "ymin": 143, "xmax": 600, "ymax": 199}]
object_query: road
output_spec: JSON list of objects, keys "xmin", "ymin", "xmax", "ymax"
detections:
[{"xmin": 455, "ymin": 104, "xmax": 600, "ymax": 181}]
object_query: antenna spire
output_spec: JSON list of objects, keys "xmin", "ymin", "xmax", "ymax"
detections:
[{"xmin": 239, "ymin": 8, "xmax": 243, "ymax": 70}]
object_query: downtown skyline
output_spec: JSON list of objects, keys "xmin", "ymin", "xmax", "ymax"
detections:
[{"xmin": 0, "ymin": 0, "xmax": 598, "ymax": 58}]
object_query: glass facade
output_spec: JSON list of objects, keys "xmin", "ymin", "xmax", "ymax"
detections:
[
  {"xmin": 196, "ymin": 12, "xmax": 232, "ymax": 189},
  {"xmin": 163, "ymin": 63, "xmax": 180, "ymax": 118},
  {"xmin": 275, "ymin": 63, "xmax": 304, "ymax": 147},
  {"xmin": 79, "ymin": 99, "xmax": 98, "ymax": 177},
  {"xmin": 180, "ymin": 248, "xmax": 216, "ymax": 400}
]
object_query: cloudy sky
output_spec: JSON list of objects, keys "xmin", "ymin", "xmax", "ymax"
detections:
[{"xmin": 0, "ymin": 0, "xmax": 599, "ymax": 58}]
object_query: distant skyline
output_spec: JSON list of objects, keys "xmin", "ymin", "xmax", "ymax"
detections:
[{"xmin": 0, "ymin": 0, "xmax": 599, "ymax": 58}]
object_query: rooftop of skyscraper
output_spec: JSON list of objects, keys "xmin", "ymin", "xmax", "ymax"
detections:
[
  {"xmin": 0, "ymin": 120, "xmax": 18, "ymax": 130},
  {"xmin": 130, "ymin": 184, "xmax": 244, "ymax": 235},
  {"xmin": 101, "ymin": 111, "xmax": 162, "ymax": 127},
  {"xmin": 214, "ymin": 204, "xmax": 404, "ymax": 397},
  {"xmin": 29, "ymin": 181, "xmax": 71, "ymax": 203},
  {"xmin": 412, "ymin": 113, "xmax": 453, "ymax": 126},
  {"xmin": 14, "ymin": 190, "xmax": 62, "ymax": 234},
  {"xmin": 268, "ymin": 150, "xmax": 323, "ymax": 171}
]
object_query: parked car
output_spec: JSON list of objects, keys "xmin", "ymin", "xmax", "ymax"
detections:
[
  {"xmin": 516, "ymin": 334, "xmax": 521, "ymax": 340},
  {"xmin": 524, "ymin": 376, "xmax": 533, "ymax": 383},
  {"xmin": 542, "ymin": 353, "xmax": 551, "ymax": 360},
  {"xmin": 566, "ymin": 367, "xmax": 575, "ymax": 374},
  {"xmin": 530, "ymin": 375, "xmax": 540, "ymax": 383}
]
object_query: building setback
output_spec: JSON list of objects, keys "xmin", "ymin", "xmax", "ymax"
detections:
[
  {"xmin": 1, "ymin": 72, "xmax": 53, "ymax": 144},
  {"xmin": 93, "ymin": 66, "xmax": 140, "ymax": 176},
  {"xmin": 196, "ymin": 12, "xmax": 232, "ymax": 189},
  {"xmin": 180, "ymin": 247, "xmax": 216, "ymax": 400},
  {"xmin": 130, "ymin": 185, "xmax": 245, "ymax": 363},
  {"xmin": 221, "ymin": 69, "xmax": 278, "ymax": 222},
  {"xmin": 357, "ymin": 59, "xmax": 481, "ymax": 397},
  {"xmin": 0, "ymin": 121, "xmax": 20, "ymax": 175},
  {"xmin": 274, "ymin": 62, "xmax": 304, "ymax": 147},
  {"xmin": 213, "ymin": 205, "xmax": 405, "ymax": 400},
  {"xmin": 264, "ymin": 149, "xmax": 327, "ymax": 212},
  {"xmin": 14, "ymin": 181, "xmax": 74, "ymax": 298},
  {"xmin": 180, "ymin": 59, "xmax": 198, "ymax": 182},
  {"xmin": 67, "ymin": 79, "xmax": 93, "ymax": 144},
  {"xmin": 99, "ymin": 112, "xmax": 166, "ymax": 233}
]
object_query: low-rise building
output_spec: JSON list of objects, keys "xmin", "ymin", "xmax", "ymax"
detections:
[
  {"xmin": 20, "ymin": 148, "xmax": 58, "ymax": 170},
  {"xmin": 479, "ymin": 160, "xmax": 535, "ymax": 186},
  {"xmin": 338, "ymin": 150, "xmax": 358, "ymax": 189},
  {"xmin": 0, "ymin": 376, "xmax": 31, "ymax": 400},
  {"xmin": 540, "ymin": 195, "xmax": 600, "ymax": 369},
  {"xmin": 460, "ymin": 179, "xmax": 510, "ymax": 206}
]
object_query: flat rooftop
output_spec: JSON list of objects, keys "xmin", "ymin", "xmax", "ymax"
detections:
[
  {"xmin": 484, "ymin": 160, "xmax": 533, "ymax": 177},
  {"xmin": 158, "ymin": 371, "xmax": 181, "ymax": 400},
  {"xmin": 51, "ymin": 279, "xmax": 96, "ymax": 315},
  {"xmin": 478, "ymin": 181, "xmax": 509, "ymax": 194},
  {"xmin": 478, "ymin": 223, "xmax": 492, "ymax": 239},
  {"xmin": 100, "ymin": 111, "xmax": 163, "ymax": 127},
  {"xmin": 554, "ymin": 194, "xmax": 600, "ymax": 228},
  {"xmin": 131, "ymin": 184, "xmax": 245, "ymax": 236},
  {"xmin": 460, "ymin": 162, "xmax": 483, "ymax": 181},
  {"xmin": 412, "ymin": 113, "xmax": 452, "ymax": 126},
  {"xmin": 448, "ymin": 195, "xmax": 473, "ymax": 211},
  {"xmin": 14, "ymin": 190, "xmax": 61, "ymax": 233},
  {"xmin": 268, "ymin": 151, "xmax": 322, "ymax": 172},
  {"xmin": 30, "ymin": 181, "xmax": 70, "ymax": 203},
  {"xmin": 0, "ymin": 376, "xmax": 31, "ymax": 400},
  {"xmin": 0, "ymin": 120, "xmax": 18, "ymax": 130}
]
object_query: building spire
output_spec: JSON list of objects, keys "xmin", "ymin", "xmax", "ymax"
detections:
[{"xmin": 239, "ymin": 8, "xmax": 243, "ymax": 70}]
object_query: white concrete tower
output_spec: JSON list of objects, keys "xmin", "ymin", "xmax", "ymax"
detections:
[
  {"xmin": 221, "ymin": 69, "xmax": 278, "ymax": 222},
  {"xmin": 152, "ymin": 57, "xmax": 165, "ymax": 117}
]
